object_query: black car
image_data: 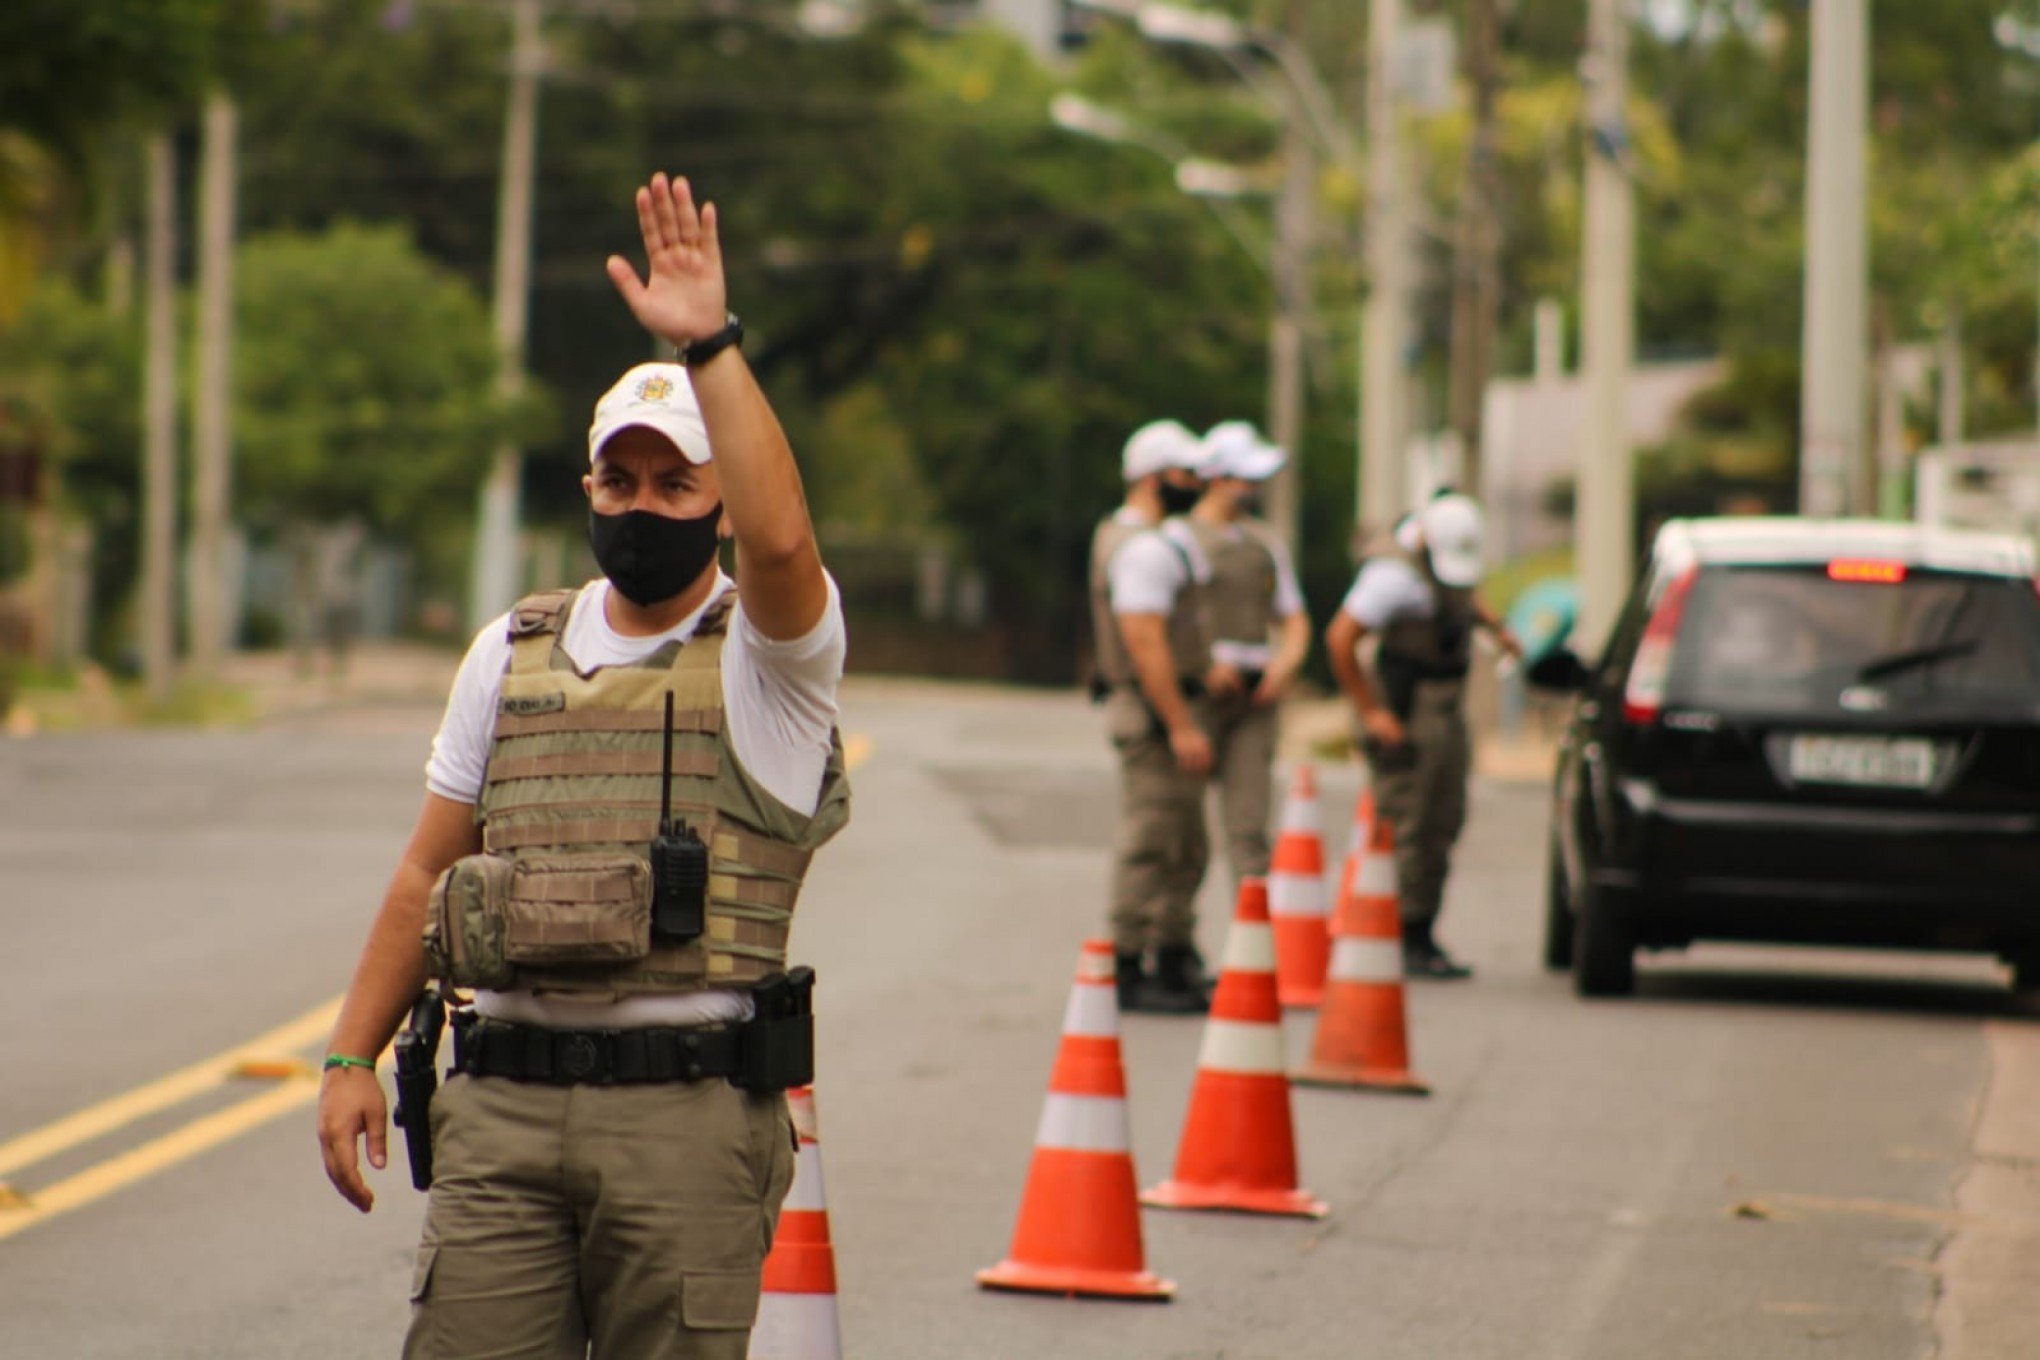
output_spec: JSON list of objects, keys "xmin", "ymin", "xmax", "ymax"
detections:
[{"xmin": 1536, "ymin": 517, "xmax": 2040, "ymax": 997}]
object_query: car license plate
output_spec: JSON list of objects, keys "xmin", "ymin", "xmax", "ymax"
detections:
[{"xmin": 1787, "ymin": 735, "xmax": 1938, "ymax": 789}]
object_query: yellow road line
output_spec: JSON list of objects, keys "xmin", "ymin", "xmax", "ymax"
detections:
[
  {"xmin": 0, "ymin": 1076, "xmax": 323, "ymax": 1242},
  {"xmin": 0, "ymin": 995, "xmax": 341, "ymax": 1180}
]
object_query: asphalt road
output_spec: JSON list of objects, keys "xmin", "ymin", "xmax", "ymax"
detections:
[{"xmin": 3, "ymin": 679, "xmax": 2036, "ymax": 1358}]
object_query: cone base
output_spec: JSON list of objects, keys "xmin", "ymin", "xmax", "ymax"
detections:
[
  {"xmin": 1139, "ymin": 1179, "xmax": 1328, "ymax": 1220},
  {"xmin": 976, "ymin": 1260, "xmax": 1175, "ymax": 1301},
  {"xmin": 1292, "ymin": 1063, "xmax": 1431, "ymax": 1096}
]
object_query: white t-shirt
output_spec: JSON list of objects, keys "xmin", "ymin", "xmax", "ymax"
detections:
[
  {"xmin": 1339, "ymin": 557, "xmax": 1435, "ymax": 630},
  {"xmin": 426, "ymin": 570, "xmax": 845, "ymax": 1029},
  {"xmin": 1108, "ymin": 518, "xmax": 1209, "ymax": 615}
]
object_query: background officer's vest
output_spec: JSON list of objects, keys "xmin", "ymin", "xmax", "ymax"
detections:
[
  {"xmin": 1376, "ymin": 544, "xmax": 1476, "ymax": 681},
  {"xmin": 426, "ymin": 585, "xmax": 850, "ymax": 999},
  {"xmin": 1087, "ymin": 514, "xmax": 1210, "ymax": 686},
  {"xmin": 1184, "ymin": 518, "xmax": 1278, "ymax": 659}
]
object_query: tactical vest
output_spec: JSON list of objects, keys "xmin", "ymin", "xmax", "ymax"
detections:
[
  {"xmin": 1087, "ymin": 514, "xmax": 1210, "ymax": 686},
  {"xmin": 1185, "ymin": 517, "xmax": 1278, "ymax": 655},
  {"xmin": 1376, "ymin": 545, "xmax": 1476, "ymax": 679},
  {"xmin": 424, "ymin": 585, "xmax": 851, "ymax": 999}
]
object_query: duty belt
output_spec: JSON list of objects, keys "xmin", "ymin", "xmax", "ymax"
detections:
[{"xmin": 452, "ymin": 1014, "xmax": 742, "ymax": 1086}]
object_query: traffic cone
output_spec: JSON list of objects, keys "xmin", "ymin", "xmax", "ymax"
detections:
[
  {"xmin": 1293, "ymin": 807, "xmax": 1431, "ymax": 1096},
  {"xmin": 1267, "ymin": 764, "xmax": 1332, "ymax": 1010},
  {"xmin": 977, "ymin": 939, "xmax": 1174, "ymax": 1301},
  {"xmin": 750, "ymin": 1086, "xmax": 842, "ymax": 1360},
  {"xmin": 1141, "ymin": 878, "xmax": 1329, "ymax": 1219}
]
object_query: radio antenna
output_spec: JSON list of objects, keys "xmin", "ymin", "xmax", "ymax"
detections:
[{"xmin": 659, "ymin": 691, "xmax": 675, "ymax": 838}]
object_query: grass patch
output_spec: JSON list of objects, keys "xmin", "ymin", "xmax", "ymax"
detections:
[{"xmin": 1484, "ymin": 546, "xmax": 1575, "ymax": 618}]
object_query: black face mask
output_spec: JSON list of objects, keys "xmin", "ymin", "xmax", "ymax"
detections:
[
  {"xmin": 1158, "ymin": 481, "xmax": 1204, "ymax": 517},
  {"xmin": 586, "ymin": 506, "xmax": 723, "ymax": 608}
]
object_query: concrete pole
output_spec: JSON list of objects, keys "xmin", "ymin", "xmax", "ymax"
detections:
[
  {"xmin": 141, "ymin": 133, "xmax": 179, "ymax": 703},
  {"xmin": 1798, "ymin": 0, "xmax": 1869, "ymax": 519},
  {"xmin": 1937, "ymin": 308, "xmax": 1965, "ymax": 451},
  {"xmin": 190, "ymin": 93, "xmax": 238, "ymax": 678},
  {"xmin": 468, "ymin": 0, "xmax": 542, "ymax": 632},
  {"xmin": 1447, "ymin": 0, "xmax": 1502, "ymax": 500},
  {"xmin": 1265, "ymin": 82, "xmax": 1311, "ymax": 559},
  {"xmin": 1576, "ymin": 0, "xmax": 1635, "ymax": 653},
  {"xmin": 1874, "ymin": 306, "xmax": 1907, "ymax": 520},
  {"xmin": 1361, "ymin": 0, "xmax": 1409, "ymax": 542}
]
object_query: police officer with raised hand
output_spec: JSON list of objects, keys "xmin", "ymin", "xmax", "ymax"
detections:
[
  {"xmin": 1089, "ymin": 420, "xmax": 1220, "ymax": 1014},
  {"xmin": 315, "ymin": 172, "xmax": 849, "ymax": 1359},
  {"xmin": 1184, "ymin": 421, "xmax": 1310, "ymax": 886},
  {"xmin": 1324, "ymin": 491, "xmax": 1518, "ymax": 980}
]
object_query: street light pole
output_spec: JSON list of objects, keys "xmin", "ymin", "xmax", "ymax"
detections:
[
  {"xmin": 1361, "ymin": 0, "xmax": 1410, "ymax": 540},
  {"xmin": 1798, "ymin": 0, "xmax": 1869, "ymax": 518},
  {"xmin": 1266, "ymin": 85, "xmax": 1312, "ymax": 557},
  {"xmin": 1576, "ymin": 0, "xmax": 1635, "ymax": 653},
  {"xmin": 468, "ymin": 0, "xmax": 542, "ymax": 632},
  {"xmin": 190, "ymin": 93, "xmax": 238, "ymax": 679},
  {"xmin": 141, "ymin": 133, "xmax": 179, "ymax": 705}
]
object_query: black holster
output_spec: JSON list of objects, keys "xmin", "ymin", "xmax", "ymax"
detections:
[
  {"xmin": 735, "ymin": 967, "xmax": 815, "ymax": 1091},
  {"xmin": 392, "ymin": 986, "xmax": 447, "ymax": 1191}
]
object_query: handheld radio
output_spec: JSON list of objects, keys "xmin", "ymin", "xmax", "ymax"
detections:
[{"xmin": 650, "ymin": 691, "xmax": 708, "ymax": 941}]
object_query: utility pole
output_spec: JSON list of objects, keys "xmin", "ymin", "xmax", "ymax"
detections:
[
  {"xmin": 1361, "ymin": 0, "xmax": 1410, "ymax": 541},
  {"xmin": 141, "ymin": 133, "xmax": 179, "ymax": 704},
  {"xmin": 1576, "ymin": 0, "xmax": 1634, "ymax": 652},
  {"xmin": 1447, "ymin": 0, "xmax": 1501, "ymax": 501},
  {"xmin": 1266, "ymin": 68, "xmax": 1312, "ymax": 558},
  {"xmin": 190, "ymin": 93, "xmax": 238, "ymax": 679},
  {"xmin": 1798, "ymin": 0, "xmax": 1869, "ymax": 518},
  {"xmin": 469, "ymin": 0, "xmax": 542, "ymax": 632}
]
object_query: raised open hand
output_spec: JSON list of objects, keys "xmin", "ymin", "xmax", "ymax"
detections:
[{"xmin": 605, "ymin": 172, "xmax": 728, "ymax": 350}]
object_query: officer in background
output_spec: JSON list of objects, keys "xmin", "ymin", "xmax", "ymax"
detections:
[
  {"xmin": 315, "ymin": 173, "xmax": 848, "ymax": 1359},
  {"xmin": 1183, "ymin": 421, "xmax": 1309, "ymax": 886},
  {"xmin": 1089, "ymin": 420, "xmax": 1218, "ymax": 1014},
  {"xmin": 1324, "ymin": 492, "xmax": 1518, "ymax": 979}
]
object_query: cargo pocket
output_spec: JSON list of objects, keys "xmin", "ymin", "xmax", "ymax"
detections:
[
  {"xmin": 678, "ymin": 1267, "xmax": 762, "ymax": 1332},
  {"xmin": 424, "ymin": 855, "xmax": 516, "ymax": 989},
  {"xmin": 501, "ymin": 854, "xmax": 652, "ymax": 967},
  {"xmin": 1103, "ymin": 689, "xmax": 1157, "ymax": 746},
  {"xmin": 409, "ymin": 1244, "xmax": 439, "ymax": 1303}
]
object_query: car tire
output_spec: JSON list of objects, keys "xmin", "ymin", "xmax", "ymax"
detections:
[
  {"xmin": 1543, "ymin": 837, "xmax": 1575, "ymax": 972},
  {"xmin": 1571, "ymin": 878, "xmax": 1635, "ymax": 997}
]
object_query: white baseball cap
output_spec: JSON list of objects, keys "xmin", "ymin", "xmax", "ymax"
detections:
[
  {"xmin": 1122, "ymin": 419, "xmax": 1205, "ymax": 482},
  {"xmin": 1419, "ymin": 493, "xmax": 1485, "ymax": 587},
  {"xmin": 1201, "ymin": 420, "xmax": 1286, "ymax": 482},
  {"xmin": 587, "ymin": 363, "xmax": 712, "ymax": 465}
]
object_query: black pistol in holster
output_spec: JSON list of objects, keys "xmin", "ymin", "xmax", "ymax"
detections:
[
  {"xmin": 391, "ymin": 985, "xmax": 447, "ymax": 1191},
  {"xmin": 735, "ymin": 967, "xmax": 815, "ymax": 1091}
]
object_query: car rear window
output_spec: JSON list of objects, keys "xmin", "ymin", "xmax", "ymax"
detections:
[{"xmin": 1664, "ymin": 565, "xmax": 2040, "ymax": 716}]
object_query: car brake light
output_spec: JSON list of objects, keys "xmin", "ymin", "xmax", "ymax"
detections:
[
  {"xmin": 1828, "ymin": 558, "xmax": 1906, "ymax": 584},
  {"xmin": 1622, "ymin": 566, "xmax": 1698, "ymax": 725}
]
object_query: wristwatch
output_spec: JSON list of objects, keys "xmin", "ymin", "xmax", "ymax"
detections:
[{"xmin": 677, "ymin": 312, "xmax": 743, "ymax": 368}]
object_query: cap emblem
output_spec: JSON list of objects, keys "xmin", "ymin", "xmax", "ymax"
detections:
[{"xmin": 635, "ymin": 374, "xmax": 674, "ymax": 403}]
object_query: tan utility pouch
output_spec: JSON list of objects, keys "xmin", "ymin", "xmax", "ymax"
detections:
[{"xmin": 424, "ymin": 852, "xmax": 652, "ymax": 988}]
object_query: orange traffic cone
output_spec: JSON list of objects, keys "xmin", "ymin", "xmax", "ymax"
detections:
[
  {"xmin": 977, "ymin": 939, "xmax": 1174, "ymax": 1301},
  {"xmin": 1293, "ymin": 806, "xmax": 1431, "ymax": 1095},
  {"xmin": 751, "ymin": 1086, "xmax": 842, "ymax": 1360},
  {"xmin": 1141, "ymin": 878, "xmax": 1328, "ymax": 1219},
  {"xmin": 1268, "ymin": 764, "xmax": 1332, "ymax": 1009}
]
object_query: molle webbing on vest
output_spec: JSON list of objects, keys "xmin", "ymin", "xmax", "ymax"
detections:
[
  {"xmin": 1377, "ymin": 545, "xmax": 1476, "ymax": 678},
  {"xmin": 450, "ymin": 583, "xmax": 842, "ymax": 997},
  {"xmin": 1189, "ymin": 518, "xmax": 1279, "ymax": 647}
]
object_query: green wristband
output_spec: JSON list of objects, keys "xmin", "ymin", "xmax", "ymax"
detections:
[{"xmin": 323, "ymin": 1054, "xmax": 376, "ymax": 1073}]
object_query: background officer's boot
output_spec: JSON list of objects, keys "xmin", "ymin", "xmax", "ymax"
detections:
[
  {"xmin": 1143, "ymin": 944, "xmax": 1213, "ymax": 1014},
  {"xmin": 1403, "ymin": 921, "xmax": 1473, "ymax": 981},
  {"xmin": 1115, "ymin": 951, "xmax": 1147, "ymax": 1012}
]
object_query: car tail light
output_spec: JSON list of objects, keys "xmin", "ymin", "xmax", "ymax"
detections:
[
  {"xmin": 1828, "ymin": 558, "xmax": 1906, "ymax": 584},
  {"xmin": 1622, "ymin": 566, "xmax": 1698, "ymax": 725}
]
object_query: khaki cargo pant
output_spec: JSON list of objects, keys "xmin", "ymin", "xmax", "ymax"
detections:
[
  {"xmin": 1203, "ymin": 690, "xmax": 1277, "ymax": 884},
  {"xmin": 1360, "ymin": 680, "xmax": 1469, "ymax": 932},
  {"xmin": 1105, "ymin": 689, "xmax": 1210, "ymax": 955},
  {"xmin": 404, "ymin": 1070, "xmax": 795, "ymax": 1360}
]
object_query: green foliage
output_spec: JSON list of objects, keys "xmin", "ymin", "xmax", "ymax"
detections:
[{"xmin": 232, "ymin": 222, "xmax": 544, "ymax": 536}]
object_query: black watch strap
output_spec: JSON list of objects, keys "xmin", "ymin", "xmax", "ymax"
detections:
[{"xmin": 678, "ymin": 312, "xmax": 743, "ymax": 368}]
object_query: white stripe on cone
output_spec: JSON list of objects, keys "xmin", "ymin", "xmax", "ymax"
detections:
[
  {"xmin": 1195, "ymin": 1017, "xmax": 1286, "ymax": 1075},
  {"xmin": 750, "ymin": 1293, "xmax": 841, "ymax": 1360},
  {"xmin": 1355, "ymin": 853, "xmax": 1396, "ymax": 898},
  {"xmin": 1060, "ymin": 982, "xmax": 1120, "ymax": 1039},
  {"xmin": 1330, "ymin": 937, "xmax": 1404, "ymax": 984},
  {"xmin": 1221, "ymin": 922, "xmax": 1277, "ymax": 972},
  {"xmin": 1033, "ymin": 1092, "xmax": 1131, "ymax": 1153},
  {"xmin": 1075, "ymin": 949, "xmax": 1115, "ymax": 983},
  {"xmin": 1267, "ymin": 873, "xmax": 1327, "ymax": 918},
  {"xmin": 783, "ymin": 1141, "xmax": 829, "ymax": 1213},
  {"xmin": 1278, "ymin": 797, "xmax": 1317, "ymax": 835}
]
